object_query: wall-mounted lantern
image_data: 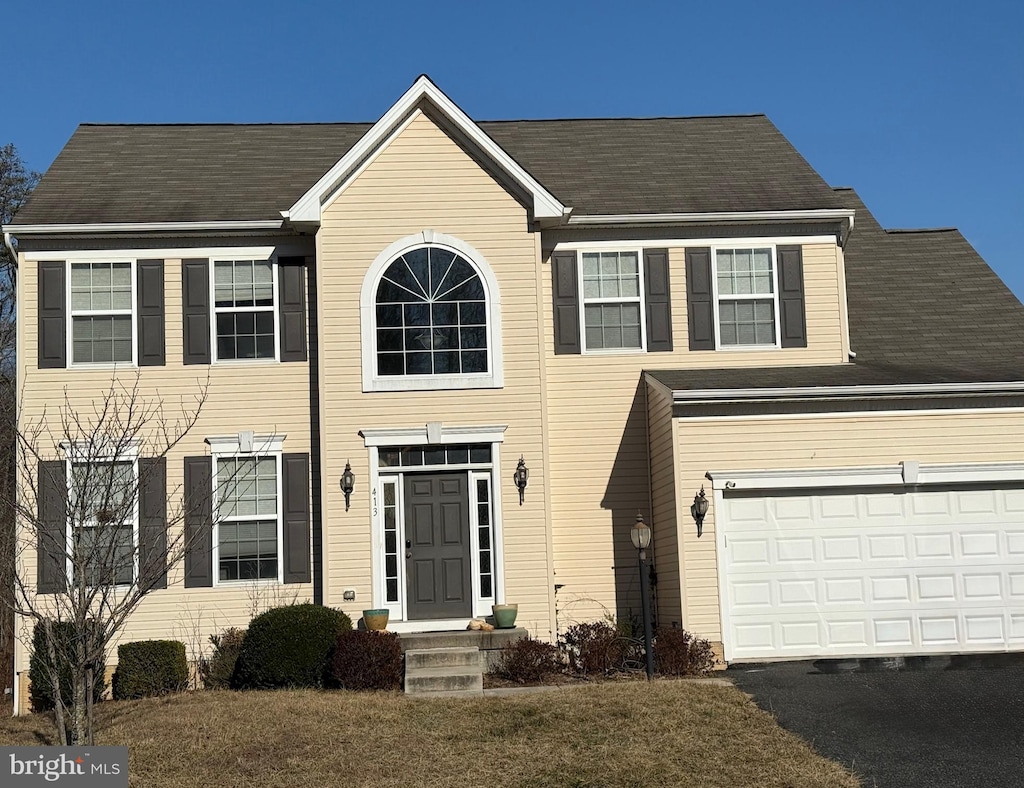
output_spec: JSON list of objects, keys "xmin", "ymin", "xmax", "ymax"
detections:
[
  {"xmin": 691, "ymin": 486, "xmax": 709, "ymax": 537},
  {"xmin": 514, "ymin": 456, "xmax": 529, "ymax": 505},
  {"xmin": 341, "ymin": 461, "xmax": 355, "ymax": 511}
]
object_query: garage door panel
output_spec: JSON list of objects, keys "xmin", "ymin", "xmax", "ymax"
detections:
[
  {"xmin": 919, "ymin": 616, "xmax": 958, "ymax": 645},
  {"xmin": 961, "ymin": 532, "xmax": 999, "ymax": 557},
  {"xmin": 722, "ymin": 486, "xmax": 1024, "ymax": 660},
  {"xmin": 917, "ymin": 575, "xmax": 957, "ymax": 601}
]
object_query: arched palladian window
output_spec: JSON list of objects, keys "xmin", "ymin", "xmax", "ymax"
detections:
[
  {"xmin": 376, "ymin": 247, "xmax": 486, "ymax": 376},
  {"xmin": 360, "ymin": 231, "xmax": 503, "ymax": 392}
]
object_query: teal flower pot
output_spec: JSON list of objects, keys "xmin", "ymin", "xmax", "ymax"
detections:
[{"xmin": 491, "ymin": 603, "xmax": 518, "ymax": 629}]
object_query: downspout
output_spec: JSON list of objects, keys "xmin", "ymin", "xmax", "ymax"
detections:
[{"xmin": 3, "ymin": 231, "xmax": 17, "ymax": 265}]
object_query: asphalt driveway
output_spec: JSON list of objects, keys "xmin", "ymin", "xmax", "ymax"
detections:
[{"xmin": 728, "ymin": 656, "xmax": 1024, "ymax": 788}]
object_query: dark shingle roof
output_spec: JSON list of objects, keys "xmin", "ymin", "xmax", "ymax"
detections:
[
  {"xmin": 840, "ymin": 188, "xmax": 1024, "ymax": 375},
  {"xmin": 13, "ymin": 115, "xmax": 845, "ymax": 225},
  {"xmin": 650, "ymin": 189, "xmax": 1024, "ymax": 392}
]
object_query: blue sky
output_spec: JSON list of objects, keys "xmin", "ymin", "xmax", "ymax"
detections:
[{"xmin": 5, "ymin": 1, "xmax": 1022, "ymax": 299}]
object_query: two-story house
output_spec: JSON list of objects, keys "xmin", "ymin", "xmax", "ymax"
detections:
[{"xmin": 7, "ymin": 76, "xmax": 1024, "ymax": 711}]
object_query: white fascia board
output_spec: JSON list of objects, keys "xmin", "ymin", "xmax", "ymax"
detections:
[
  {"xmin": 673, "ymin": 380, "xmax": 1024, "ymax": 402},
  {"xmin": 288, "ymin": 76, "xmax": 565, "ymax": 224},
  {"xmin": 5, "ymin": 220, "xmax": 283, "ymax": 235},
  {"xmin": 360, "ymin": 424, "xmax": 508, "ymax": 447},
  {"xmin": 205, "ymin": 433, "xmax": 286, "ymax": 455},
  {"xmin": 707, "ymin": 461, "xmax": 1024, "ymax": 492},
  {"xmin": 25, "ymin": 246, "xmax": 277, "ymax": 262},
  {"xmin": 565, "ymin": 208, "xmax": 856, "ymax": 228}
]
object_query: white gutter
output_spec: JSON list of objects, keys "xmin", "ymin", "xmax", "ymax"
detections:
[
  {"xmin": 566, "ymin": 208, "xmax": 856, "ymax": 228},
  {"xmin": 671, "ymin": 380, "xmax": 1024, "ymax": 402},
  {"xmin": 5, "ymin": 219, "xmax": 285, "ymax": 235}
]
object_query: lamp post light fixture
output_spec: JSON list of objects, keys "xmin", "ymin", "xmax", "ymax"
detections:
[
  {"xmin": 514, "ymin": 456, "xmax": 529, "ymax": 505},
  {"xmin": 630, "ymin": 512, "xmax": 656, "ymax": 680},
  {"xmin": 691, "ymin": 486, "xmax": 709, "ymax": 537},
  {"xmin": 341, "ymin": 461, "xmax": 355, "ymax": 511}
]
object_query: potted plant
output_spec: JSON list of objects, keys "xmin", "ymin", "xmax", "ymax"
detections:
[
  {"xmin": 491, "ymin": 603, "xmax": 518, "ymax": 629},
  {"xmin": 362, "ymin": 609, "xmax": 389, "ymax": 631}
]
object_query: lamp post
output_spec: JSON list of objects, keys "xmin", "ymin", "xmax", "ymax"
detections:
[{"xmin": 630, "ymin": 512, "xmax": 655, "ymax": 680}]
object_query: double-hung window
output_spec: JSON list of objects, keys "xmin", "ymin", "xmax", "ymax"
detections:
[
  {"xmin": 714, "ymin": 247, "xmax": 779, "ymax": 347},
  {"xmin": 580, "ymin": 251, "xmax": 644, "ymax": 351},
  {"xmin": 215, "ymin": 454, "xmax": 281, "ymax": 582},
  {"xmin": 69, "ymin": 261, "xmax": 134, "ymax": 364},
  {"xmin": 69, "ymin": 460, "xmax": 137, "ymax": 587},
  {"xmin": 213, "ymin": 259, "xmax": 277, "ymax": 361}
]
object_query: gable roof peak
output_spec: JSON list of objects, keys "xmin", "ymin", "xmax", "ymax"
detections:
[{"xmin": 286, "ymin": 76, "xmax": 566, "ymax": 225}]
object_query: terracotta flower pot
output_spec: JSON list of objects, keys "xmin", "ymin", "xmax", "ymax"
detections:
[
  {"xmin": 362, "ymin": 609, "xmax": 389, "ymax": 631},
  {"xmin": 491, "ymin": 603, "xmax": 518, "ymax": 629}
]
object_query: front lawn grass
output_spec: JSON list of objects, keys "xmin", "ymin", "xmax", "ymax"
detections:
[{"xmin": 0, "ymin": 682, "xmax": 859, "ymax": 787}]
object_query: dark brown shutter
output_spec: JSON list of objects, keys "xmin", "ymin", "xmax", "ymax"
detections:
[
  {"xmin": 551, "ymin": 250, "xmax": 580, "ymax": 355},
  {"xmin": 37, "ymin": 460, "xmax": 67, "ymax": 593},
  {"xmin": 181, "ymin": 259, "xmax": 211, "ymax": 365},
  {"xmin": 183, "ymin": 456, "xmax": 213, "ymax": 587},
  {"xmin": 777, "ymin": 245, "xmax": 808, "ymax": 348},
  {"xmin": 278, "ymin": 257, "xmax": 308, "ymax": 363},
  {"xmin": 38, "ymin": 261, "xmax": 66, "ymax": 369},
  {"xmin": 282, "ymin": 453, "xmax": 311, "ymax": 584},
  {"xmin": 137, "ymin": 260, "xmax": 165, "ymax": 366},
  {"xmin": 138, "ymin": 457, "xmax": 167, "ymax": 590},
  {"xmin": 643, "ymin": 249, "xmax": 673, "ymax": 352},
  {"xmin": 685, "ymin": 248, "xmax": 715, "ymax": 351}
]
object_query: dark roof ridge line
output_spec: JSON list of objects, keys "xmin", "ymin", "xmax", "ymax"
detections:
[
  {"xmin": 76, "ymin": 113, "xmax": 770, "ymax": 129},
  {"xmin": 886, "ymin": 227, "xmax": 960, "ymax": 234}
]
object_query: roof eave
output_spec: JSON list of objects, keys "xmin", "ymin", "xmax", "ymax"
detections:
[
  {"xmin": 4, "ymin": 219, "xmax": 286, "ymax": 235},
  {"xmin": 567, "ymin": 208, "xmax": 856, "ymax": 230},
  {"xmin": 659, "ymin": 378, "xmax": 1024, "ymax": 404}
]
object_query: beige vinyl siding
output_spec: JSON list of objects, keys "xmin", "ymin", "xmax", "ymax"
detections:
[
  {"xmin": 675, "ymin": 408, "xmax": 1024, "ymax": 644},
  {"xmin": 317, "ymin": 111, "xmax": 554, "ymax": 635},
  {"xmin": 542, "ymin": 240, "xmax": 847, "ymax": 626},
  {"xmin": 16, "ymin": 258, "xmax": 313, "ymax": 672},
  {"xmin": 646, "ymin": 381, "xmax": 681, "ymax": 627},
  {"xmin": 672, "ymin": 243, "xmax": 844, "ymax": 364}
]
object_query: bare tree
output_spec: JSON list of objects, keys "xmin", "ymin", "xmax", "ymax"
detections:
[
  {"xmin": 1, "ymin": 143, "xmax": 40, "ymax": 698},
  {"xmin": 3, "ymin": 375, "xmax": 213, "ymax": 744}
]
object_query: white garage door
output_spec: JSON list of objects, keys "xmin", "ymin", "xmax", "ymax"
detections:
[{"xmin": 720, "ymin": 485, "xmax": 1024, "ymax": 661}]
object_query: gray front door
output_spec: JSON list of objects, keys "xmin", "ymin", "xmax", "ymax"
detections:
[{"xmin": 405, "ymin": 472, "xmax": 472, "ymax": 620}]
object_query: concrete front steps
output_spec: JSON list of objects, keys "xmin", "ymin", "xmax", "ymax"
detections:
[
  {"xmin": 404, "ymin": 647, "xmax": 485, "ymax": 697},
  {"xmin": 400, "ymin": 628, "xmax": 527, "ymax": 698}
]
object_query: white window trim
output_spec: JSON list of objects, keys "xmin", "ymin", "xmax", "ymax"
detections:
[
  {"xmin": 469, "ymin": 469, "xmax": 496, "ymax": 607},
  {"xmin": 210, "ymin": 256, "xmax": 280, "ymax": 364},
  {"xmin": 710, "ymin": 244, "xmax": 782, "ymax": 351},
  {"xmin": 359, "ymin": 230, "xmax": 504, "ymax": 392},
  {"xmin": 208, "ymin": 433, "xmax": 286, "ymax": 586},
  {"xmin": 63, "ymin": 442, "xmax": 140, "ymax": 589},
  {"xmin": 66, "ymin": 258, "xmax": 138, "ymax": 369},
  {"xmin": 577, "ymin": 248, "xmax": 648, "ymax": 354},
  {"xmin": 364, "ymin": 424, "xmax": 507, "ymax": 621}
]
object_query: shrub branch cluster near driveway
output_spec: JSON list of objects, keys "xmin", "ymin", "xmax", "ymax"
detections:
[{"xmin": 0, "ymin": 682, "xmax": 859, "ymax": 788}]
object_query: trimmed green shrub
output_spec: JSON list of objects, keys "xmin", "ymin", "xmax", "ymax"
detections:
[
  {"xmin": 29, "ymin": 620, "xmax": 106, "ymax": 712},
  {"xmin": 232, "ymin": 603, "xmax": 352, "ymax": 689},
  {"xmin": 561, "ymin": 621, "xmax": 624, "ymax": 676},
  {"xmin": 654, "ymin": 627, "xmax": 717, "ymax": 677},
  {"xmin": 328, "ymin": 630, "xmax": 403, "ymax": 691},
  {"xmin": 198, "ymin": 628, "xmax": 246, "ymax": 689},
  {"xmin": 492, "ymin": 636, "xmax": 562, "ymax": 684},
  {"xmin": 112, "ymin": 640, "xmax": 189, "ymax": 700}
]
